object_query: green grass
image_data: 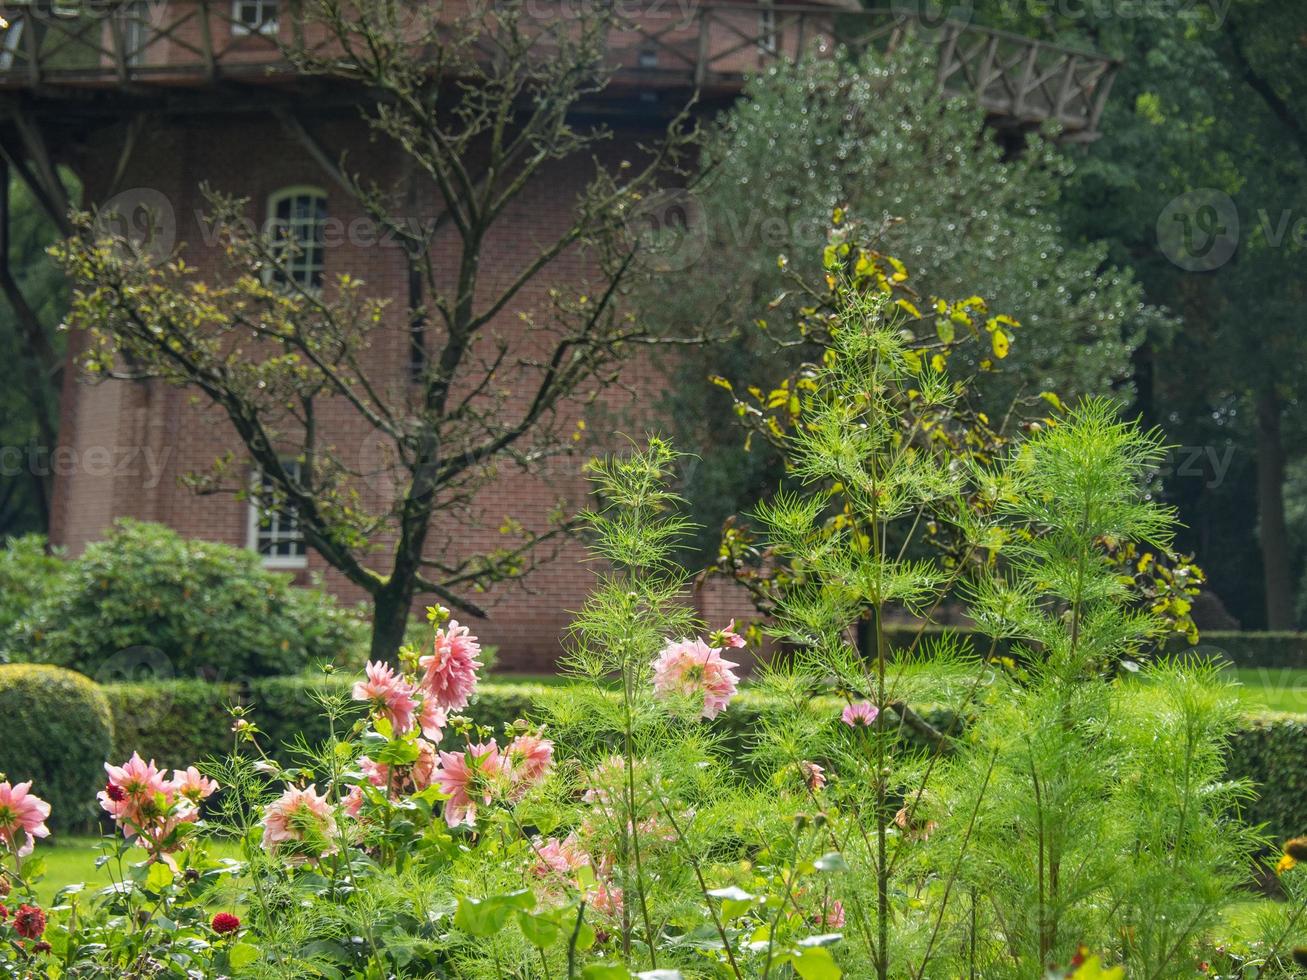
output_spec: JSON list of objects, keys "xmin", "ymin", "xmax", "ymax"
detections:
[
  {"xmin": 30, "ymin": 836, "xmax": 242, "ymax": 905},
  {"xmin": 1228, "ymin": 667, "xmax": 1307, "ymax": 714}
]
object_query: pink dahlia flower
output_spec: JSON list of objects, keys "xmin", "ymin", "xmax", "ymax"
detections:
[
  {"xmin": 841, "ymin": 701, "xmax": 879, "ymax": 728},
  {"xmin": 0, "ymin": 782, "xmax": 50, "ymax": 858},
  {"xmin": 801, "ymin": 761, "xmax": 826, "ymax": 791},
  {"xmin": 420, "ymin": 620, "xmax": 483, "ymax": 711},
  {"xmin": 709, "ymin": 619, "xmax": 748, "ymax": 649},
  {"xmin": 507, "ymin": 733, "xmax": 554, "ymax": 789},
  {"xmin": 261, "ymin": 784, "xmax": 337, "ymax": 860},
  {"xmin": 651, "ymin": 638, "xmax": 739, "ymax": 719},
  {"xmin": 353, "ymin": 661, "xmax": 418, "ymax": 734},
  {"xmin": 419, "ymin": 698, "xmax": 448, "ymax": 742},
  {"xmin": 412, "ymin": 739, "xmax": 439, "ymax": 791},
  {"xmin": 434, "ymin": 741, "xmax": 502, "ymax": 828},
  {"xmin": 532, "ymin": 834, "xmax": 591, "ymax": 877},
  {"xmin": 171, "ymin": 767, "xmax": 219, "ymax": 806},
  {"xmin": 814, "ymin": 899, "xmax": 845, "ymax": 930},
  {"xmin": 590, "ymin": 881, "xmax": 624, "ymax": 918},
  {"xmin": 99, "ymin": 754, "xmax": 171, "ymax": 839}
]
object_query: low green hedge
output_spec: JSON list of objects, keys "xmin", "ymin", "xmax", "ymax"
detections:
[
  {"xmin": 0, "ymin": 664, "xmax": 114, "ymax": 832},
  {"xmin": 1179, "ymin": 632, "xmax": 1307, "ymax": 669},
  {"xmin": 87, "ymin": 677, "xmax": 1307, "ymax": 845}
]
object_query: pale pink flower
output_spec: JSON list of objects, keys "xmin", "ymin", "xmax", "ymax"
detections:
[
  {"xmin": 814, "ymin": 899, "xmax": 845, "ymax": 930},
  {"xmin": 419, "ymin": 620, "xmax": 483, "ymax": 711},
  {"xmin": 419, "ymin": 698, "xmax": 448, "ymax": 742},
  {"xmin": 99, "ymin": 754, "xmax": 171, "ymax": 839},
  {"xmin": 358, "ymin": 756, "xmax": 389, "ymax": 788},
  {"xmin": 0, "ymin": 782, "xmax": 50, "ymax": 858},
  {"xmin": 801, "ymin": 761, "xmax": 826, "ymax": 792},
  {"xmin": 590, "ymin": 881, "xmax": 624, "ymax": 917},
  {"xmin": 532, "ymin": 834, "xmax": 591, "ymax": 878},
  {"xmin": 507, "ymin": 733, "xmax": 554, "ymax": 788},
  {"xmin": 710, "ymin": 619, "xmax": 748, "ymax": 649},
  {"xmin": 261, "ymin": 784, "xmax": 337, "ymax": 860},
  {"xmin": 434, "ymin": 741, "xmax": 502, "ymax": 827},
  {"xmin": 171, "ymin": 767, "xmax": 219, "ymax": 806},
  {"xmin": 841, "ymin": 701, "xmax": 879, "ymax": 728},
  {"xmin": 412, "ymin": 739, "xmax": 439, "ymax": 791},
  {"xmin": 651, "ymin": 638, "xmax": 740, "ymax": 719},
  {"xmin": 353, "ymin": 661, "xmax": 418, "ymax": 734},
  {"xmin": 343, "ymin": 785, "xmax": 366, "ymax": 818}
]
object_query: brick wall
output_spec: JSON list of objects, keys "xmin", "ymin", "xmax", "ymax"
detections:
[{"xmin": 50, "ymin": 108, "xmax": 757, "ymax": 669}]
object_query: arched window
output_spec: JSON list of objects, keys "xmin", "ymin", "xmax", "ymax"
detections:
[{"xmin": 266, "ymin": 186, "xmax": 327, "ymax": 290}]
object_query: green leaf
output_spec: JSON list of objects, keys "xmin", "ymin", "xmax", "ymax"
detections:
[
  {"xmin": 814, "ymin": 852, "xmax": 850, "ymax": 873},
  {"xmin": 228, "ymin": 943, "xmax": 260, "ymax": 970},
  {"xmin": 517, "ymin": 910, "xmax": 561, "ymax": 949},
  {"xmin": 582, "ymin": 965, "xmax": 632, "ymax": 980},
  {"xmin": 792, "ymin": 946, "xmax": 843, "ymax": 980},
  {"xmin": 935, "ymin": 316, "xmax": 955, "ymax": 345},
  {"xmin": 707, "ymin": 885, "xmax": 756, "ymax": 902},
  {"xmin": 145, "ymin": 862, "xmax": 174, "ymax": 892}
]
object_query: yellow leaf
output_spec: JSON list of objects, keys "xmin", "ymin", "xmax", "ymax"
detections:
[
  {"xmin": 992, "ymin": 330, "xmax": 1010, "ymax": 358},
  {"xmin": 930, "ymin": 353, "xmax": 946, "ymax": 372},
  {"xmin": 1040, "ymin": 391, "xmax": 1064, "ymax": 411},
  {"xmin": 895, "ymin": 298, "xmax": 922, "ymax": 319}
]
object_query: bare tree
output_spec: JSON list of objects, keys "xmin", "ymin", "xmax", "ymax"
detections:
[{"xmin": 54, "ymin": 0, "xmax": 698, "ymax": 660}]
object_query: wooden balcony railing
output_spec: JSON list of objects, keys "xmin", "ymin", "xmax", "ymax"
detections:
[{"xmin": 0, "ymin": 2, "xmax": 1118, "ymax": 138}]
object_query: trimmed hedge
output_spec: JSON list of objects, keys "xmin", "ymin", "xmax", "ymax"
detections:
[
  {"xmin": 0, "ymin": 665, "xmax": 113, "ymax": 832},
  {"xmin": 1178, "ymin": 632, "xmax": 1307, "ymax": 669},
  {"xmin": 102, "ymin": 678, "xmax": 550, "ymax": 769},
  {"xmin": 1227, "ymin": 712, "xmax": 1307, "ymax": 843},
  {"xmin": 96, "ymin": 676, "xmax": 1307, "ymax": 844}
]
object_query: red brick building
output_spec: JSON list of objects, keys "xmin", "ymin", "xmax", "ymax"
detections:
[{"xmin": 0, "ymin": 1, "xmax": 1115, "ymax": 668}]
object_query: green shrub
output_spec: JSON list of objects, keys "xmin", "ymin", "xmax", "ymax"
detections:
[
  {"xmin": 1227, "ymin": 711, "xmax": 1307, "ymax": 843},
  {"xmin": 1181, "ymin": 631, "xmax": 1307, "ymax": 668},
  {"xmin": 0, "ymin": 535, "xmax": 65, "ymax": 641},
  {"xmin": 0, "ymin": 664, "xmax": 113, "ymax": 831},
  {"xmin": 7, "ymin": 519, "xmax": 367, "ymax": 679}
]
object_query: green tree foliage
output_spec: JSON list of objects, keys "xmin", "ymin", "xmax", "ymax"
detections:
[
  {"xmin": 636, "ymin": 44, "xmax": 1166, "ymax": 560},
  {"xmin": 0, "ymin": 175, "xmax": 69, "ymax": 534},
  {"xmin": 970, "ymin": 0, "xmax": 1307, "ymax": 628}
]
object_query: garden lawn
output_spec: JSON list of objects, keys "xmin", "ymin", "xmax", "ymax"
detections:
[
  {"xmin": 33, "ymin": 837, "xmax": 242, "ymax": 905},
  {"xmin": 1228, "ymin": 667, "xmax": 1307, "ymax": 714}
]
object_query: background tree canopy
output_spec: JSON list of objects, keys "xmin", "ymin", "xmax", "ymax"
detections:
[{"xmin": 641, "ymin": 43, "xmax": 1169, "ymax": 564}]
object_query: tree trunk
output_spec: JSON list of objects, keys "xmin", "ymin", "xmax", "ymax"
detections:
[
  {"xmin": 1255, "ymin": 383, "xmax": 1295, "ymax": 630},
  {"xmin": 369, "ymin": 586, "xmax": 414, "ymax": 664}
]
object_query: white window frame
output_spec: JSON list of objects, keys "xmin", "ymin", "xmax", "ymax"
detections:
[
  {"xmin": 265, "ymin": 185, "xmax": 327, "ymax": 292},
  {"xmin": 231, "ymin": 0, "xmax": 280, "ymax": 36},
  {"xmin": 757, "ymin": 5, "xmax": 778, "ymax": 56},
  {"xmin": 247, "ymin": 460, "xmax": 308, "ymax": 569}
]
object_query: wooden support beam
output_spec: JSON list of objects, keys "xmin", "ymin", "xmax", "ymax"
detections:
[{"xmin": 11, "ymin": 106, "xmax": 71, "ymax": 234}]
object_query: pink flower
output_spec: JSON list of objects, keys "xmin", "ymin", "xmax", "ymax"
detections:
[
  {"xmin": 412, "ymin": 739, "xmax": 439, "ymax": 791},
  {"xmin": 651, "ymin": 638, "xmax": 740, "ymax": 719},
  {"xmin": 171, "ymin": 767, "xmax": 219, "ymax": 806},
  {"xmin": 710, "ymin": 619, "xmax": 748, "ymax": 649},
  {"xmin": 358, "ymin": 756, "xmax": 390, "ymax": 788},
  {"xmin": 419, "ymin": 699, "xmax": 448, "ymax": 742},
  {"xmin": 99, "ymin": 754, "xmax": 171, "ymax": 839},
  {"xmin": 507, "ymin": 733, "xmax": 554, "ymax": 789},
  {"xmin": 532, "ymin": 834, "xmax": 591, "ymax": 877},
  {"xmin": 343, "ymin": 785, "xmax": 366, "ymax": 818},
  {"xmin": 434, "ymin": 742, "xmax": 502, "ymax": 827},
  {"xmin": 590, "ymin": 881, "xmax": 624, "ymax": 917},
  {"xmin": 261, "ymin": 785, "xmax": 337, "ymax": 861},
  {"xmin": 0, "ymin": 782, "xmax": 50, "ymax": 858},
  {"xmin": 801, "ymin": 761, "xmax": 826, "ymax": 791},
  {"xmin": 814, "ymin": 898, "xmax": 845, "ymax": 930},
  {"xmin": 841, "ymin": 701, "xmax": 879, "ymax": 728},
  {"xmin": 419, "ymin": 620, "xmax": 483, "ymax": 711},
  {"xmin": 353, "ymin": 661, "xmax": 418, "ymax": 734}
]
